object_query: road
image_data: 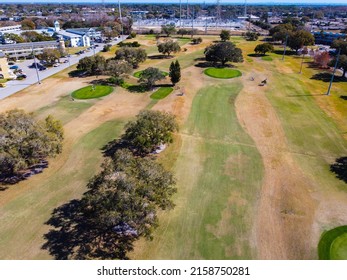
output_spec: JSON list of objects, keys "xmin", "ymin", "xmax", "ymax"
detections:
[{"xmin": 0, "ymin": 35, "xmax": 128, "ymax": 100}]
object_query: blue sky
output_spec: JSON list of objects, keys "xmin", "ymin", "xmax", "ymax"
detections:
[{"xmin": 7, "ymin": 0, "xmax": 347, "ymax": 4}]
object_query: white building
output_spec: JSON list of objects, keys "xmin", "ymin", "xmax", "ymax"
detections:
[{"xmin": 0, "ymin": 25, "xmax": 22, "ymax": 34}]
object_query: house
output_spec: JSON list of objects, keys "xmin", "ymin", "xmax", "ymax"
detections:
[{"xmin": 0, "ymin": 51, "xmax": 9, "ymax": 79}]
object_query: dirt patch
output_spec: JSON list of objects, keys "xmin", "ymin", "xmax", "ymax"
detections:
[
  {"xmin": 235, "ymin": 70, "xmax": 317, "ymax": 259},
  {"xmin": 0, "ymin": 75, "xmax": 98, "ymax": 114}
]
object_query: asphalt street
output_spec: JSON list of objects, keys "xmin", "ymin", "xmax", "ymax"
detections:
[{"xmin": 0, "ymin": 35, "xmax": 127, "ymax": 100}]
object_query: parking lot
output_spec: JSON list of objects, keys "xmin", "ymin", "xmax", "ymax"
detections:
[{"xmin": 0, "ymin": 35, "xmax": 127, "ymax": 100}]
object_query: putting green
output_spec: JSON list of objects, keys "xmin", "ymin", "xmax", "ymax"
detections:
[
  {"xmin": 204, "ymin": 68, "xmax": 242, "ymax": 79},
  {"xmin": 150, "ymin": 87, "xmax": 173, "ymax": 99},
  {"xmin": 318, "ymin": 226, "xmax": 347, "ymax": 259},
  {"xmin": 331, "ymin": 233, "xmax": 347, "ymax": 259},
  {"xmin": 134, "ymin": 70, "xmax": 168, "ymax": 78},
  {"xmin": 71, "ymin": 85, "xmax": 113, "ymax": 99}
]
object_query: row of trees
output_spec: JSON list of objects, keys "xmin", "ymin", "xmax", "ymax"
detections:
[
  {"xmin": 44, "ymin": 110, "xmax": 178, "ymax": 259},
  {"xmin": 77, "ymin": 46, "xmax": 147, "ymax": 77},
  {"xmin": 270, "ymin": 23, "xmax": 315, "ymax": 54},
  {"xmin": 0, "ymin": 110, "xmax": 64, "ymax": 178}
]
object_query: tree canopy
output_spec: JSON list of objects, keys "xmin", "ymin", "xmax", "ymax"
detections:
[
  {"xmin": 287, "ymin": 30, "xmax": 315, "ymax": 53},
  {"xmin": 105, "ymin": 59, "xmax": 132, "ymax": 78},
  {"xmin": 220, "ymin": 30, "xmax": 230, "ymax": 42},
  {"xmin": 77, "ymin": 55, "xmax": 106, "ymax": 75},
  {"xmin": 115, "ymin": 47, "xmax": 147, "ymax": 68},
  {"xmin": 332, "ymin": 39, "xmax": 347, "ymax": 55},
  {"xmin": 37, "ymin": 49, "xmax": 61, "ymax": 66},
  {"xmin": 245, "ymin": 31, "xmax": 259, "ymax": 41},
  {"xmin": 157, "ymin": 39, "xmax": 181, "ymax": 57},
  {"xmin": 269, "ymin": 23, "xmax": 295, "ymax": 43},
  {"xmin": 123, "ymin": 110, "xmax": 178, "ymax": 155},
  {"xmin": 0, "ymin": 110, "xmax": 63, "ymax": 177},
  {"xmin": 204, "ymin": 41, "xmax": 243, "ymax": 66},
  {"xmin": 139, "ymin": 67, "xmax": 165, "ymax": 89},
  {"xmin": 329, "ymin": 54, "xmax": 347, "ymax": 77},
  {"xmin": 169, "ymin": 60, "xmax": 181, "ymax": 86},
  {"xmin": 161, "ymin": 24, "xmax": 176, "ymax": 37},
  {"xmin": 254, "ymin": 43, "xmax": 274, "ymax": 55}
]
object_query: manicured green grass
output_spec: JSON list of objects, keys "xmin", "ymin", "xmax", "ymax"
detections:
[
  {"xmin": 318, "ymin": 226, "xmax": 347, "ymax": 259},
  {"xmin": 133, "ymin": 70, "xmax": 168, "ymax": 78},
  {"xmin": 150, "ymin": 87, "xmax": 173, "ymax": 99},
  {"xmin": 261, "ymin": 56, "xmax": 273, "ymax": 61},
  {"xmin": 133, "ymin": 83, "xmax": 263, "ymax": 259},
  {"xmin": 204, "ymin": 68, "xmax": 242, "ymax": 79},
  {"xmin": 71, "ymin": 85, "xmax": 113, "ymax": 99},
  {"xmin": 331, "ymin": 233, "xmax": 347, "ymax": 260}
]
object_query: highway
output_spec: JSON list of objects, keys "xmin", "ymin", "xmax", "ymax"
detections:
[{"xmin": 0, "ymin": 35, "xmax": 127, "ymax": 100}]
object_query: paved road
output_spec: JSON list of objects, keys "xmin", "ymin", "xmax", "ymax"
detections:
[{"xmin": 0, "ymin": 35, "xmax": 128, "ymax": 100}]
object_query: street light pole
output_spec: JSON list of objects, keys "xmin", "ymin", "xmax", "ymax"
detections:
[
  {"xmin": 32, "ymin": 43, "xmax": 41, "ymax": 85},
  {"xmin": 326, "ymin": 48, "xmax": 341, "ymax": 96}
]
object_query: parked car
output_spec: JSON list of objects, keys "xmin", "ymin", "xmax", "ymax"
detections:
[
  {"xmin": 63, "ymin": 59, "xmax": 69, "ymax": 63},
  {"xmin": 16, "ymin": 74, "xmax": 27, "ymax": 79},
  {"xmin": 53, "ymin": 63, "xmax": 60, "ymax": 67},
  {"xmin": 0, "ymin": 83, "xmax": 7, "ymax": 88},
  {"xmin": 9, "ymin": 65, "xmax": 19, "ymax": 70}
]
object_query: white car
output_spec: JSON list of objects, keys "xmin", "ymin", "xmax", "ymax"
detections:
[{"xmin": 53, "ymin": 63, "xmax": 60, "ymax": 67}]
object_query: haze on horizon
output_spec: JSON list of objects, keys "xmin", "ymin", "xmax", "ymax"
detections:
[{"xmin": 5, "ymin": 0, "xmax": 347, "ymax": 4}]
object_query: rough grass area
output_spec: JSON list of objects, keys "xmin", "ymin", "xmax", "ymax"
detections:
[
  {"xmin": 71, "ymin": 85, "xmax": 113, "ymax": 99},
  {"xmin": 150, "ymin": 87, "xmax": 173, "ymax": 99},
  {"xmin": 204, "ymin": 68, "xmax": 242, "ymax": 79},
  {"xmin": 318, "ymin": 226, "xmax": 347, "ymax": 260},
  {"xmin": 133, "ymin": 70, "xmax": 168, "ymax": 78}
]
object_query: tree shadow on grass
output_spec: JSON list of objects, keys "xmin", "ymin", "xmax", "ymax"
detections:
[
  {"xmin": 330, "ymin": 157, "xmax": 347, "ymax": 184},
  {"xmin": 148, "ymin": 54, "xmax": 171, "ymax": 60},
  {"xmin": 194, "ymin": 61, "xmax": 236, "ymax": 68},
  {"xmin": 0, "ymin": 160, "xmax": 48, "ymax": 187},
  {"xmin": 273, "ymin": 50, "xmax": 297, "ymax": 56},
  {"xmin": 127, "ymin": 84, "xmax": 148, "ymax": 93},
  {"xmin": 310, "ymin": 72, "xmax": 346, "ymax": 83},
  {"xmin": 68, "ymin": 70, "xmax": 88, "ymax": 78},
  {"xmin": 340, "ymin": 96, "xmax": 347, "ymax": 101},
  {"xmin": 248, "ymin": 53, "xmax": 265, "ymax": 57},
  {"xmin": 42, "ymin": 199, "xmax": 135, "ymax": 260}
]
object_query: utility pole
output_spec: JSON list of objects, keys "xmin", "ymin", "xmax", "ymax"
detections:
[
  {"xmin": 191, "ymin": 5, "xmax": 194, "ymax": 38},
  {"xmin": 326, "ymin": 48, "xmax": 341, "ymax": 96},
  {"xmin": 31, "ymin": 43, "xmax": 41, "ymax": 85},
  {"xmin": 216, "ymin": 0, "xmax": 221, "ymax": 28},
  {"xmin": 179, "ymin": 0, "xmax": 182, "ymax": 28},
  {"xmin": 118, "ymin": 0, "xmax": 124, "ymax": 36},
  {"xmin": 282, "ymin": 34, "xmax": 289, "ymax": 61},
  {"xmin": 186, "ymin": 0, "xmax": 189, "ymax": 26}
]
